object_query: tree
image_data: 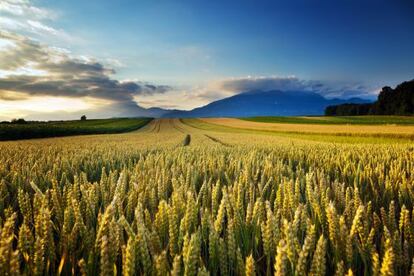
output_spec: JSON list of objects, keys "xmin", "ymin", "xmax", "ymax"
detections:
[
  {"xmin": 325, "ymin": 79, "xmax": 414, "ymax": 116},
  {"xmin": 81, "ymin": 115, "xmax": 87, "ymax": 121},
  {"xmin": 11, "ymin": 118, "xmax": 27, "ymax": 124}
]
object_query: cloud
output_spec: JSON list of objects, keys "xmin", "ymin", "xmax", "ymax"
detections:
[
  {"xmin": 0, "ymin": 0, "xmax": 71, "ymax": 41},
  {"xmin": 0, "ymin": 32, "xmax": 47, "ymax": 70},
  {"xmin": 26, "ymin": 20, "xmax": 61, "ymax": 36},
  {"xmin": 0, "ymin": 90, "xmax": 27, "ymax": 101},
  {"xmin": 0, "ymin": 0, "xmax": 54, "ymax": 19},
  {"xmin": 216, "ymin": 76, "xmax": 307, "ymax": 92},
  {"xmin": 213, "ymin": 76, "xmax": 376, "ymax": 99},
  {"xmin": 0, "ymin": 31, "xmax": 172, "ymax": 115},
  {"xmin": 134, "ymin": 84, "xmax": 236, "ymax": 111}
]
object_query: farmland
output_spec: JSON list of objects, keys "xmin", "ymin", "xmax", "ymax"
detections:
[
  {"xmin": 0, "ymin": 118, "xmax": 413, "ymax": 275},
  {"xmin": 242, "ymin": 115, "xmax": 414, "ymax": 125},
  {"xmin": 185, "ymin": 118, "xmax": 414, "ymax": 144},
  {"xmin": 195, "ymin": 118, "xmax": 414, "ymax": 138},
  {"xmin": 0, "ymin": 118, "xmax": 151, "ymax": 141}
]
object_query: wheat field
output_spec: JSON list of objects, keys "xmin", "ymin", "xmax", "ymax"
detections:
[
  {"xmin": 199, "ymin": 118, "xmax": 414, "ymax": 137},
  {"xmin": 0, "ymin": 118, "xmax": 413, "ymax": 275}
]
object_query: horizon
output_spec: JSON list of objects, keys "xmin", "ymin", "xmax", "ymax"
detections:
[{"xmin": 1, "ymin": 0, "xmax": 413, "ymax": 120}]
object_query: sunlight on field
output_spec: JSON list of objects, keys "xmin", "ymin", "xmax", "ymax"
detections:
[
  {"xmin": 243, "ymin": 115, "xmax": 414, "ymax": 125},
  {"xmin": 0, "ymin": 119, "xmax": 413, "ymax": 275},
  {"xmin": 200, "ymin": 117, "xmax": 414, "ymax": 138}
]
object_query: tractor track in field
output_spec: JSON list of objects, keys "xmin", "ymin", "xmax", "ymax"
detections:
[
  {"xmin": 146, "ymin": 119, "xmax": 160, "ymax": 133},
  {"xmin": 148, "ymin": 122, "xmax": 154, "ymax": 133},
  {"xmin": 171, "ymin": 119, "xmax": 186, "ymax": 133},
  {"xmin": 147, "ymin": 120, "xmax": 230, "ymax": 148},
  {"xmin": 155, "ymin": 119, "xmax": 161, "ymax": 133},
  {"xmin": 175, "ymin": 119, "xmax": 232, "ymax": 147},
  {"xmin": 204, "ymin": 134, "xmax": 232, "ymax": 147}
]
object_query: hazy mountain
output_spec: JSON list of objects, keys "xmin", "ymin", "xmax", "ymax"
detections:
[
  {"xmin": 144, "ymin": 107, "xmax": 173, "ymax": 117},
  {"xmin": 161, "ymin": 90, "xmax": 371, "ymax": 118}
]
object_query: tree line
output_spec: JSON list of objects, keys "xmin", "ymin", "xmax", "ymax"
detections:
[{"xmin": 325, "ymin": 79, "xmax": 414, "ymax": 116}]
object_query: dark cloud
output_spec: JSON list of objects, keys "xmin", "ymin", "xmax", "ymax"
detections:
[
  {"xmin": 43, "ymin": 60, "xmax": 114, "ymax": 76},
  {"xmin": 217, "ymin": 76, "xmax": 375, "ymax": 99},
  {"xmin": 219, "ymin": 76, "xmax": 308, "ymax": 92},
  {"xmin": 0, "ymin": 31, "xmax": 171, "ymax": 111}
]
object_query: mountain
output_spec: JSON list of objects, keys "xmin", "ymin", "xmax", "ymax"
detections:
[
  {"xmin": 144, "ymin": 107, "xmax": 173, "ymax": 117},
  {"xmin": 162, "ymin": 90, "xmax": 371, "ymax": 118}
]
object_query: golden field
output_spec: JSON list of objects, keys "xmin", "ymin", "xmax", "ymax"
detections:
[
  {"xmin": 199, "ymin": 118, "xmax": 414, "ymax": 137},
  {"xmin": 0, "ymin": 118, "xmax": 413, "ymax": 275}
]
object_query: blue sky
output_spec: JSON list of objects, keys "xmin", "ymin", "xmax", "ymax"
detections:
[{"xmin": 0, "ymin": 0, "xmax": 413, "ymax": 119}]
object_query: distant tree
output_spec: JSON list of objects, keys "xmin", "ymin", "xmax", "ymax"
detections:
[
  {"xmin": 11, "ymin": 118, "xmax": 27, "ymax": 124},
  {"xmin": 325, "ymin": 105, "xmax": 338, "ymax": 116},
  {"xmin": 325, "ymin": 103, "xmax": 374, "ymax": 116},
  {"xmin": 81, "ymin": 115, "xmax": 87, "ymax": 121}
]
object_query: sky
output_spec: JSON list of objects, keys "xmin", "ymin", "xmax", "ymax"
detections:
[{"xmin": 0, "ymin": 0, "xmax": 413, "ymax": 120}]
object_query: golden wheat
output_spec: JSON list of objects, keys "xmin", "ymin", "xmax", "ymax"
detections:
[{"xmin": 0, "ymin": 118, "xmax": 412, "ymax": 275}]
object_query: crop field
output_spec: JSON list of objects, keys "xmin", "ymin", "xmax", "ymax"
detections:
[
  {"xmin": 190, "ymin": 118, "xmax": 414, "ymax": 143},
  {"xmin": 0, "ymin": 118, "xmax": 151, "ymax": 141},
  {"xmin": 243, "ymin": 116, "xmax": 414, "ymax": 125},
  {"xmin": 0, "ymin": 118, "xmax": 413, "ymax": 275}
]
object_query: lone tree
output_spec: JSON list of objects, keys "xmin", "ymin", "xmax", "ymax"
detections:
[
  {"xmin": 81, "ymin": 115, "xmax": 87, "ymax": 121},
  {"xmin": 11, "ymin": 118, "xmax": 27, "ymax": 124}
]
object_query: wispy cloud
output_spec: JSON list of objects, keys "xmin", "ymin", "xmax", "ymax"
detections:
[
  {"xmin": 0, "ymin": 0, "xmax": 55, "ymax": 19},
  {"xmin": 0, "ymin": 0, "xmax": 70, "ymax": 41}
]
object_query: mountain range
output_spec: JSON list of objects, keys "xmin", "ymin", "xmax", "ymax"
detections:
[{"xmin": 137, "ymin": 90, "xmax": 371, "ymax": 118}]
